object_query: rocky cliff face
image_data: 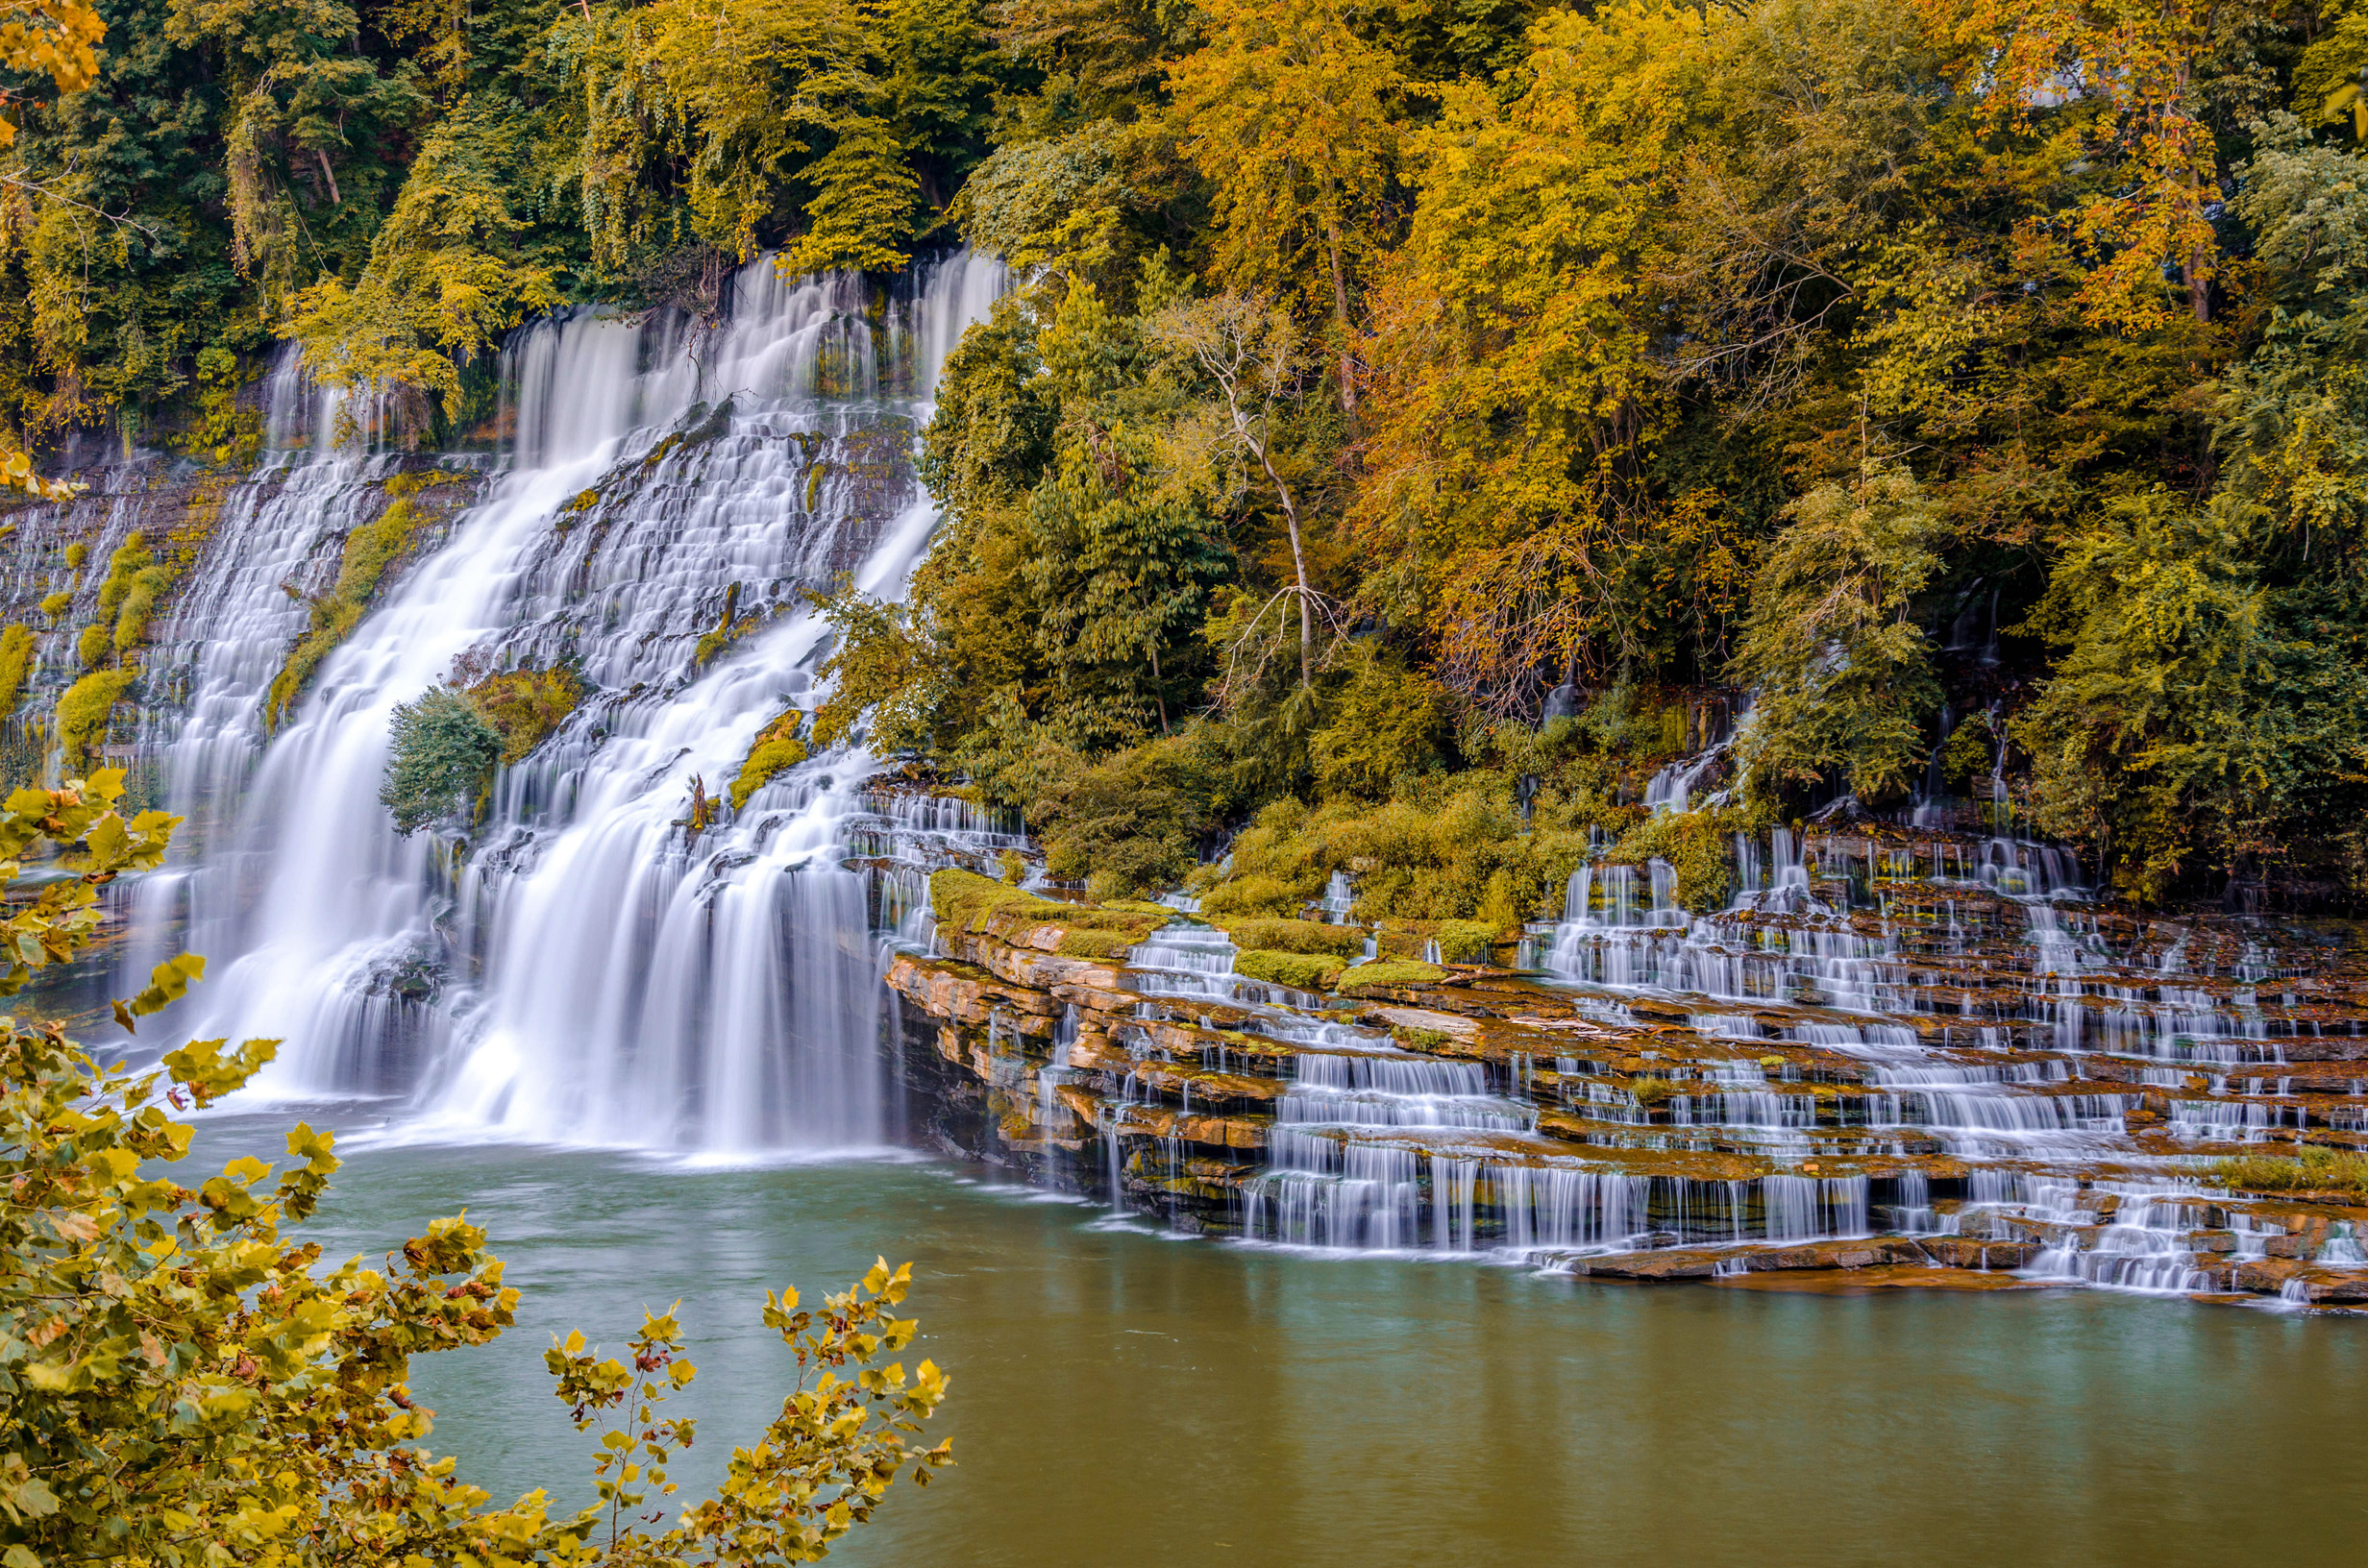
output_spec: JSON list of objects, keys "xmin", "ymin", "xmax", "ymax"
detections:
[{"xmin": 883, "ymin": 863, "xmax": 2368, "ymax": 1307}]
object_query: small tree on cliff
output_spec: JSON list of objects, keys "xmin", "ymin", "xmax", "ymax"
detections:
[{"xmin": 0, "ymin": 770, "xmax": 951, "ymax": 1566}]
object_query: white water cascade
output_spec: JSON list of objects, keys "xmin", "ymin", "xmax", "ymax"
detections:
[{"xmin": 147, "ymin": 252, "xmax": 1003, "ymax": 1154}]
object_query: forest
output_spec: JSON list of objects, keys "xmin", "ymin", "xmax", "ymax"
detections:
[{"xmin": 5, "ymin": 0, "xmax": 2368, "ymax": 911}]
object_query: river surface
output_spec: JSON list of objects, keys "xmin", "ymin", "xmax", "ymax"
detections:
[{"xmin": 196, "ymin": 1113, "xmax": 2365, "ymax": 1568}]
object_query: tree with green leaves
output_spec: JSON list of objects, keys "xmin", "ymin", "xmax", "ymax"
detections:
[{"xmin": 0, "ymin": 768, "xmax": 952, "ymax": 1565}]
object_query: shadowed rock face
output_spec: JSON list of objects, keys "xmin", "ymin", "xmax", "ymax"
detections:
[{"xmin": 880, "ymin": 812, "xmax": 2368, "ymax": 1310}]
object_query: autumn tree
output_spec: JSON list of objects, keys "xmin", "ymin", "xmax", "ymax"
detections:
[
  {"xmin": 0, "ymin": 769, "xmax": 951, "ymax": 1565},
  {"xmin": 1166, "ymin": 0, "xmax": 1404, "ymax": 410}
]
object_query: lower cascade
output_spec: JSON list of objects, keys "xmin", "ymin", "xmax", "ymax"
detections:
[{"xmin": 882, "ymin": 823, "xmax": 2368, "ymax": 1309}]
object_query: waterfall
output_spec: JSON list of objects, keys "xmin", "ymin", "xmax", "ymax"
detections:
[{"xmin": 156, "ymin": 252, "xmax": 1004, "ymax": 1154}]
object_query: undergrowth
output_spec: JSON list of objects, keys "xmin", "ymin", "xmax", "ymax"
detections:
[{"xmin": 2210, "ymin": 1144, "xmax": 2368, "ymax": 1201}]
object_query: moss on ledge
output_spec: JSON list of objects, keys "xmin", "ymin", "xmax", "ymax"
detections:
[
  {"xmin": 1233, "ymin": 949, "xmax": 1345, "ymax": 991},
  {"xmin": 1212, "ymin": 918, "xmax": 1363, "ymax": 958},
  {"xmin": 1337, "ymin": 958, "xmax": 1447, "ymax": 992},
  {"xmin": 928, "ymin": 868, "xmax": 1168, "ymax": 958},
  {"xmin": 729, "ymin": 709, "xmax": 808, "ymax": 809},
  {"xmin": 265, "ymin": 493, "xmax": 437, "ymax": 730}
]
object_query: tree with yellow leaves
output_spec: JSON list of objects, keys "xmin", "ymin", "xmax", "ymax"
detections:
[
  {"xmin": 0, "ymin": 771, "xmax": 952, "ymax": 1566},
  {"xmin": 1166, "ymin": 0, "xmax": 1405, "ymax": 411}
]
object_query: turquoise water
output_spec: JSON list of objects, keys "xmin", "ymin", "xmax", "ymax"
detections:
[{"xmin": 210, "ymin": 1119, "xmax": 2367, "ymax": 1567}]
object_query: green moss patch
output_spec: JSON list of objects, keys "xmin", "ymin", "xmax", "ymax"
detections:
[
  {"xmin": 266, "ymin": 495, "xmax": 434, "ymax": 730},
  {"xmin": 1232, "ymin": 949, "xmax": 1346, "ymax": 991},
  {"xmin": 2211, "ymin": 1145, "xmax": 2368, "ymax": 1201},
  {"xmin": 464, "ymin": 663, "xmax": 585, "ymax": 764},
  {"xmin": 0, "ymin": 625, "xmax": 34, "ymax": 718},
  {"xmin": 1337, "ymin": 959, "xmax": 1447, "ymax": 992},
  {"xmin": 729, "ymin": 709, "xmax": 809, "ymax": 809},
  {"xmin": 929, "ymin": 867, "xmax": 1167, "ymax": 959},
  {"xmin": 57, "ymin": 667, "xmax": 138, "ymax": 773},
  {"xmin": 1214, "ymin": 917, "xmax": 1364, "ymax": 957}
]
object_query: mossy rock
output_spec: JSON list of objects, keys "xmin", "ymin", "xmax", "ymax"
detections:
[
  {"xmin": 1232, "ymin": 949, "xmax": 1345, "ymax": 991},
  {"xmin": 930, "ymin": 868, "xmax": 1068, "ymax": 932},
  {"xmin": 1337, "ymin": 959, "xmax": 1447, "ymax": 992},
  {"xmin": 1431, "ymin": 919, "xmax": 1498, "ymax": 963},
  {"xmin": 1056, "ymin": 927, "xmax": 1143, "ymax": 960},
  {"xmin": 927, "ymin": 868, "xmax": 1163, "ymax": 952},
  {"xmin": 729, "ymin": 709, "xmax": 807, "ymax": 809},
  {"xmin": 1215, "ymin": 917, "xmax": 1363, "ymax": 958}
]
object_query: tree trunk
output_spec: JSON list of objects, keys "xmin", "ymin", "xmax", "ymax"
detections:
[
  {"xmin": 1251, "ymin": 437, "xmax": 1315, "ymax": 688},
  {"xmin": 1148, "ymin": 641, "xmax": 1170, "ymax": 734},
  {"xmin": 1325, "ymin": 186, "xmax": 1355, "ymax": 417}
]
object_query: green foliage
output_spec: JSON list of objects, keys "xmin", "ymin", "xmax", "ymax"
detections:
[
  {"xmin": 2012, "ymin": 114, "xmax": 2368, "ymax": 900},
  {"xmin": 460, "ymin": 660, "xmax": 587, "ymax": 765},
  {"xmin": 1337, "ymin": 957, "xmax": 1446, "ymax": 990},
  {"xmin": 2209, "ymin": 1144, "xmax": 2368, "ymax": 1201},
  {"xmin": 1029, "ymin": 736, "xmax": 1216, "ymax": 901},
  {"xmin": 1428, "ymin": 919, "xmax": 1496, "ymax": 963},
  {"xmin": 1307, "ymin": 644, "xmax": 1448, "ymax": 800},
  {"xmin": 0, "ymin": 783, "xmax": 950, "ymax": 1564},
  {"xmin": 284, "ymin": 94, "xmax": 560, "ymax": 439},
  {"xmin": 1194, "ymin": 770, "xmax": 1612, "ymax": 926},
  {"xmin": 1231, "ymin": 947, "xmax": 1344, "ymax": 991},
  {"xmin": 380, "ymin": 686, "xmax": 503, "ymax": 835},
  {"xmin": 1608, "ymin": 805, "xmax": 1753, "ymax": 914},
  {"xmin": 0, "ymin": 625, "xmax": 31, "ymax": 716},
  {"xmin": 55, "ymin": 667, "xmax": 137, "ymax": 772},
  {"xmin": 810, "ymin": 584, "xmax": 940, "ymax": 753},
  {"xmin": 730, "ymin": 710, "xmax": 810, "ymax": 810},
  {"xmin": 1731, "ymin": 470, "xmax": 1943, "ymax": 805},
  {"xmin": 1211, "ymin": 917, "xmax": 1363, "ymax": 957},
  {"xmin": 266, "ymin": 496, "xmax": 432, "ymax": 730}
]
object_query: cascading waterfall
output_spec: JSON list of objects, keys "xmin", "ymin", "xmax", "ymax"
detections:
[{"xmin": 151, "ymin": 252, "xmax": 1003, "ymax": 1153}]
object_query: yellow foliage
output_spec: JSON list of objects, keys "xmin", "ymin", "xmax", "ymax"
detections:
[
  {"xmin": 265, "ymin": 496, "xmax": 432, "ymax": 730},
  {"xmin": 0, "ymin": 623, "xmax": 32, "ymax": 715},
  {"xmin": 728, "ymin": 709, "xmax": 809, "ymax": 809}
]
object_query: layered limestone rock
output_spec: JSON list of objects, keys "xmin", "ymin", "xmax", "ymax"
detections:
[{"xmin": 883, "ymin": 855, "xmax": 2368, "ymax": 1309}]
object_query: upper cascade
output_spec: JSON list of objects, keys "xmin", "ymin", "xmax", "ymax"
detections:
[{"xmin": 87, "ymin": 251, "xmax": 1006, "ymax": 1153}]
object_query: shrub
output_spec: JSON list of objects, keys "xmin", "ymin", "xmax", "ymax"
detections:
[
  {"xmin": 380, "ymin": 686, "xmax": 503, "ymax": 834},
  {"xmin": 74, "ymin": 624, "xmax": 109, "ymax": 669},
  {"xmin": 37, "ymin": 590, "xmax": 69, "ymax": 618},
  {"xmin": 1308, "ymin": 644, "xmax": 1449, "ymax": 799},
  {"xmin": 56, "ymin": 667, "xmax": 137, "ymax": 772},
  {"xmin": 1431, "ymin": 919, "xmax": 1496, "ymax": 963},
  {"xmin": 729, "ymin": 707, "xmax": 808, "ymax": 808},
  {"xmin": 1606, "ymin": 803, "xmax": 1749, "ymax": 913},
  {"xmin": 1032, "ymin": 735, "xmax": 1215, "ymax": 901},
  {"xmin": 266, "ymin": 495, "xmax": 432, "ymax": 729},
  {"xmin": 1215, "ymin": 917, "xmax": 1363, "ymax": 956},
  {"xmin": 2210, "ymin": 1144, "xmax": 2368, "ymax": 1200},
  {"xmin": 1337, "ymin": 958, "xmax": 1446, "ymax": 991},
  {"xmin": 62, "ymin": 540, "xmax": 86, "ymax": 569},
  {"xmin": 1232, "ymin": 948, "xmax": 1344, "ymax": 991},
  {"xmin": 0, "ymin": 777, "xmax": 950, "ymax": 1566},
  {"xmin": 1730, "ymin": 470, "xmax": 1942, "ymax": 805},
  {"xmin": 0, "ymin": 624, "xmax": 31, "ymax": 716}
]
